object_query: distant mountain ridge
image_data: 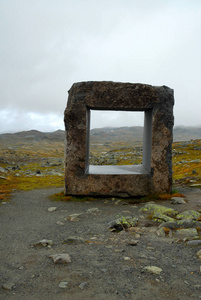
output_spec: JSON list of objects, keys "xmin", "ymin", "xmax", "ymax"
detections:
[{"xmin": 0, "ymin": 126, "xmax": 200, "ymax": 143}]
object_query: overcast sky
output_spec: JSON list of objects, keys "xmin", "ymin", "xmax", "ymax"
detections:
[{"xmin": 0, "ymin": 0, "xmax": 201, "ymax": 133}]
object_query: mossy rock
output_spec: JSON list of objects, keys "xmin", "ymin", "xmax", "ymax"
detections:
[
  {"xmin": 108, "ymin": 215, "xmax": 138, "ymax": 231},
  {"xmin": 152, "ymin": 212, "xmax": 175, "ymax": 223},
  {"xmin": 140, "ymin": 204, "xmax": 178, "ymax": 217},
  {"xmin": 159, "ymin": 219, "xmax": 201, "ymax": 230},
  {"xmin": 176, "ymin": 210, "xmax": 200, "ymax": 220},
  {"xmin": 174, "ymin": 228, "xmax": 198, "ymax": 238}
]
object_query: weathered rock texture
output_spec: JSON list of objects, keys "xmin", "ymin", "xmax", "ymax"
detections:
[{"xmin": 64, "ymin": 81, "xmax": 174, "ymax": 197}]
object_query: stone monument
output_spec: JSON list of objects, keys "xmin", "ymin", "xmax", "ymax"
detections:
[{"xmin": 64, "ymin": 81, "xmax": 174, "ymax": 197}]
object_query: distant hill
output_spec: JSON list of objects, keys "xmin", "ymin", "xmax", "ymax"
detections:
[
  {"xmin": 0, "ymin": 129, "xmax": 65, "ymax": 143},
  {"xmin": 0, "ymin": 126, "xmax": 200, "ymax": 145},
  {"xmin": 90, "ymin": 126, "xmax": 201, "ymax": 143},
  {"xmin": 173, "ymin": 126, "xmax": 201, "ymax": 141}
]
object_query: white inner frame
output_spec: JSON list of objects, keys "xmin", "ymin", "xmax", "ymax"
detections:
[{"xmin": 86, "ymin": 109, "xmax": 153, "ymax": 175}]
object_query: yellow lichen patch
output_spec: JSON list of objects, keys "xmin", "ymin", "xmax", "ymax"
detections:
[
  {"xmin": 0, "ymin": 176, "xmax": 18, "ymax": 202},
  {"xmin": 16, "ymin": 175, "xmax": 63, "ymax": 191},
  {"xmin": 172, "ymin": 139, "xmax": 201, "ymax": 187}
]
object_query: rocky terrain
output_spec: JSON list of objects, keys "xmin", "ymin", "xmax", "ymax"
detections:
[
  {"xmin": 0, "ymin": 187, "xmax": 201, "ymax": 299},
  {"xmin": 0, "ymin": 129, "xmax": 201, "ymax": 299}
]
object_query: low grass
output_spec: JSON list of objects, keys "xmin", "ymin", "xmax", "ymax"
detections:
[
  {"xmin": 49, "ymin": 191, "xmax": 95, "ymax": 202},
  {"xmin": 16, "ymin": 175, "xmax": 64, "ymax": 191}
]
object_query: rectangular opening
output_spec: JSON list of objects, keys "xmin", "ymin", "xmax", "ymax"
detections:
[{"xmin": 86, "ymin": 109, "xmax": 152, "ymax": 175}]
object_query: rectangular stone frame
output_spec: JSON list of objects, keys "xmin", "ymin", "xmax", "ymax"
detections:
[{"xmin": 64, "ymin": 81, "xmax": 174, "ymax": 197}]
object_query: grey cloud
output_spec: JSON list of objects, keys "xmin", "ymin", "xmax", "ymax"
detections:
[{"xmin": 0, "ymin": 0, "xmax": 201, "ymax": 133}]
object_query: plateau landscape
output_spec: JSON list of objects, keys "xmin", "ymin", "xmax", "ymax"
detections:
[{"xmin": 0, "ymin": 126, "xmax": 201, "ymax": 201}]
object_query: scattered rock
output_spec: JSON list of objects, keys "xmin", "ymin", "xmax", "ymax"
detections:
[
  {"xmin": 176, "ymin": 210, "xmax": 200, "ymax": 220},
  {"xmin": 128, "ymin": 240, "xmax": 138, "ymax": 246},
  {"xmin": 123, "ymin": 257, "xmax": 131, "ymax": 261},
  {"xmin": 79, "ymin": 282, "xmax": 88, "ymax": 289},
  {"xmin": 0, "ymin": 176, "xmax": 8, "ymax": 180},
  {"xmin": 186, "ymin": 240, "xmax": 201, "ymax": 246},
  {"xmin": 68, "ymin": 213, "xmax": 83, "ymax": 221},
  {"xmin": 190, "ymin": 184, "xmax": 201, "ymax": 188},
  {"xmin": 56, "ymin": 221, "xmax": 64, "ymax": 226},
  {"xmin": 108, "ymin": 215, "xmax": 138, "ymax": 232},
  {"xmin": 152, "ymin": 212, "xmax": 175, "ymax": 223},
  {"xmin": 48, "ymin": 207, "xmax": 57, "ymax": 212},
  {"xmin": 50, "ymin": 254, "xmax": 71, "ymax": 264},
  {"xmin": 0, "ymin": 167, "xmax": 8, "ymax": 173},
  {"xmin": 32, "ymin": 239, "xmax": 53, "ymax": 247},
  {"xmin": 59, "ymin": 281, "xmax": 68, "ymax": 289},
  {"xmin": 140, "ymin": 204, "xmax": 177, "ymax": 217},
  {"xmin": 171, "ymin": 197, "xmax": 186, "ymax": 204},
  {"xmin": 197, "ymin": 250, "xmax": 201, "ymax": 261},
  {"xmin": 2, "ymin": 282, "xmax": 15, "ymax": 290},
  {"xmin": 143, "ymin": 266, "xmax": 162, "ymax": 275},
  {"xmin": 62, "ymin": 236, "xmax": 86, "ymax": 244},
  {"xmin": 158, "ymin": 219, "xmax": 201, "ymax": 230},
  {"xmin": 174, "ymin": 228, "xmax": 198, "ymax": 238},
  {"xmin": 156, "ymin": 227, "xmax": 166, "ymax": 237},
  {"xmin": 86, "ymin": 208, "xmax": 101, "ymax": 214}
]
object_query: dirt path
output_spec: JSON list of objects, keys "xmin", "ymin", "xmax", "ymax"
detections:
[{"xmin": 0, "ymin": 188, "xmax": 201, "ymax": 300}]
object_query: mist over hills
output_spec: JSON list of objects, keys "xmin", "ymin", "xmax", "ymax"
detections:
[{"xmin": 0, "ymin": 126, "xmax": 201, "ymax": 145}]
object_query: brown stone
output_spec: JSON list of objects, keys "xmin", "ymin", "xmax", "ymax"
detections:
[{"xmin": 64, "ymin": 81, "xmax": 174, "ymax": 197}]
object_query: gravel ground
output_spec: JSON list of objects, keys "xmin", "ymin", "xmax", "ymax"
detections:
[{"xmin": 0, "ymin": 187, "xmax": 201, "ymax": 300}]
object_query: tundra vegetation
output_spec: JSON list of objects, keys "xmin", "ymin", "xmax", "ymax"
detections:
[{"xmin": 0, "ymin": 135, "xmax": 200, "ymax": 202}]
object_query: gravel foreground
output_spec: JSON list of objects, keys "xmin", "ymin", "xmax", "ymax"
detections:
[{"xmin": 0, "ymin": 188, "xmax": 201, "ymax": 300}]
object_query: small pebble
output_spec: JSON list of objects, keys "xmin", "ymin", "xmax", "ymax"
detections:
[
  {"xmin": 59, "ymin": 281, "xmax": 68, "ymax": 289},
  {"xmin": 124, "ymin": 257, "xmax": 131, "ymax": 261},
  {"xmin": 79, "ymin": 282, "xmax": 88, "ymax": 289},
  {"xmin": 48, "ymin": 207, "xmax": 57, "ymax": 212},
  {"xmin": 50, "ymin": 254, "xmax": 71, "ymax": 264},
  {"xmin": 56, "ymin": 221, "xmax": 64, "ymax": 226}
]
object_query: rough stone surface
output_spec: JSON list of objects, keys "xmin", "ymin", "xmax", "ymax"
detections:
[
  {"xmin": 64, "ymin": 81, "xmax": 174, "ymax": 197},
  {"xmin": 176, "ymin": 210, "xmax": 200, "ymax": 220}
]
